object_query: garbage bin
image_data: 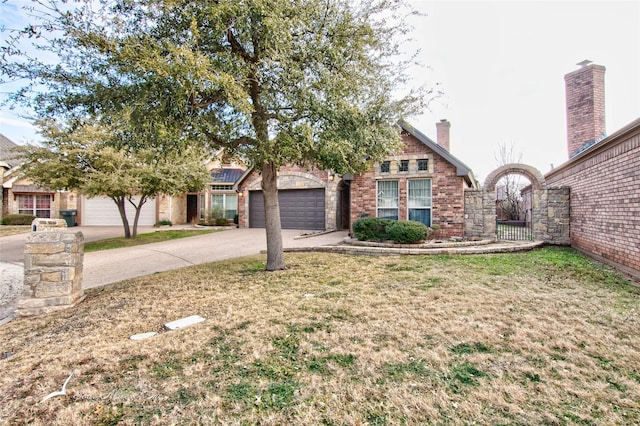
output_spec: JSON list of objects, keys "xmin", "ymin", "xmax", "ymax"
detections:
[{"xmin": 59, "ymin": 210, "xmax": 77, "ymax": 227}]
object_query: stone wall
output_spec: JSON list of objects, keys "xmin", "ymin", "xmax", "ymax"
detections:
[
  {"xmin": 464, "ymin": 181, "xmax": 570, "ymax": 244},
  {"xmin": 17, "ymin": 230, "xmax": 85, "ymax": 316}
]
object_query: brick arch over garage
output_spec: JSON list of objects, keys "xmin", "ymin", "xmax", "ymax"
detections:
[{"xmin": 483, "ymin": 163, "xmax": 547, "ymax": 192}]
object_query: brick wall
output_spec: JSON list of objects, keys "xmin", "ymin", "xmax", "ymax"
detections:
[
  {"xmin": 350, "ymin": 133, "xmax": 466, "ymax": 239},
  {"xmin": 546, "ymin": 122, "xmax": 640, "ymax": 277}
]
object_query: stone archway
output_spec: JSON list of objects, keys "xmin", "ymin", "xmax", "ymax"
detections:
[
  {"xmin": 484, "ymin": 163, "xmax": 547, "ymax": 192},
  {"xmin": 464, "ymin": 164, "xmax": 570, "ymax": 244}
]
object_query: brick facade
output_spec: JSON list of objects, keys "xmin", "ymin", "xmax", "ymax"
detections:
[
  {"xmin": 350, "ymin": 131, "xmax": 469, "ymax": 239},
  {"xmin": 546, "ymin": 120, "xmax": 640, "ymax": 278}
]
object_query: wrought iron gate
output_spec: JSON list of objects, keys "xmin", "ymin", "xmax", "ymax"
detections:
[{"xmin": 496, "ymin": 192, "xmax": 533, "ymax": 241}]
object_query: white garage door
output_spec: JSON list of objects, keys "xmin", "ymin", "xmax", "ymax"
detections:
[{"xmin": 82, "ymin": 196, "xmax": 156, "ymax": 226}]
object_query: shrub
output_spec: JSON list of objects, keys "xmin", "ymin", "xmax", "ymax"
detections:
[
  {"xmin": 352, "ymin": 217, "xmax": 395, "ymax": 241},
  {"xmin": 386, "ymin": 220, "xmax": 428, "ymax": 244},
  {"xmin": 1, "ymin": 214, "xmax": 36, "ymax": 225},
  {"xmin": 215, "ymin": 218, "xmax": 228, "ymax": 226},
  {"xmin": 155, "ymin": 220, "xmax": 172, "ymax": 227}
]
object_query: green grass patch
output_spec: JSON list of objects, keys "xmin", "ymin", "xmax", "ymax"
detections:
[{"xmin": 84, "ymin": 229, "xmax": 219, "ymax": 252}]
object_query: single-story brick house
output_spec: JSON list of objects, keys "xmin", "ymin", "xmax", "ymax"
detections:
[{"xmin": 234, "ymin": 120, "xmax": 478, "ymax": 238}]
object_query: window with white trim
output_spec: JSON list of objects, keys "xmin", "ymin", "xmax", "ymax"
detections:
[
  {"xmin": 408, "ymin": 179, "xmax": 431, "ymax": 226},
  {"xmin": 211, "ymin": 193, "xmax": 238, "ymax": 220},
  {"xmin": 377, "ymin": 180, "xmax": 399, "ymax": 220},
  {"xmin": 18, "ymin": 194, "xmax": 51, "ymax": 218}
]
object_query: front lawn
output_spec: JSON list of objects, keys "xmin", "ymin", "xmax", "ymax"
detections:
[
  {"xmin": 83, "ymin": 229, "xmax": 220, "ymax": 252},
  {"xmin": 1, "ymin": 248, "xmax": 638, "ymax": 425}
]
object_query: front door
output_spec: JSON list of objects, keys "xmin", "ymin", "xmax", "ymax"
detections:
[{"xmin": 187, "ymin": 194, "xmax": 199, "ymax": 224}]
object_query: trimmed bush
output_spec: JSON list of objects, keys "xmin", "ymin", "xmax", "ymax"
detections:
[
  {"xmin": 386, "ymin": 220, "xmax": 428, "ymax": 244},
  {"xmin": 215, "ymin": 218, "xmax": 228, "ymax": 226},
  {"xmin": 352, "ymin": 217, "xmax": 395, "ymax": 241},
  {"xmin": 1, "ymin": 214, "xmax": 36, "ymax": 226},
  {"xmin": 155, "ymin": 220, "xmax": 172, "ymax": 227}
]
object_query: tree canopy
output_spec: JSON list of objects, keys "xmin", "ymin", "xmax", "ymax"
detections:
[
  {"xmin": 17, "ymin": 119, "xmax": 211, "ymax": 238},
  {"xmin": 2, "ymin": 0, "xmax": 433, "ymax": 269}
]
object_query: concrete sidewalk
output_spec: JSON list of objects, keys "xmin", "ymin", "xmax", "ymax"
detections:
[{"xmin": 82, "ymin": 228, "xmax": 348, "ymax": 289}]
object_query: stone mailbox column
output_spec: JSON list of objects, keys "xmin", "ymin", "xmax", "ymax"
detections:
[{"xmin": 17, "ymin": 231, "xmax": 85, "ymax": 316}]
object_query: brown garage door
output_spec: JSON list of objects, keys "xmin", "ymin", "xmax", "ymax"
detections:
[{"xmin": 249, "ymin": 189, "xmax": 325, "ymax": 230}]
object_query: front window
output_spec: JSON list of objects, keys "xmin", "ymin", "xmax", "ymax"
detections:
[
  {"xmin": 408, "ymin": 179, "xmax": 431, "ymax": 226},
  {"xmin": 417, "ymin": 159, "xmax": 429, "ymax": 171},
  {"xmin": 377, "ymin": 180, "xmax": 398, "ymax": 220},
  {"xmin": 380, "ymin": 161, "xmax": 391, "ymax": 173},
  {"xmin": 211, "ymin": 194, "xmax": 238, "ymax": 220},
  {"xmin": 18, "ymin": 194, "xmax": 51, "ymax": 218},
  {"xmin": 399, "ymin": 160, "xmax": 409, "ymax": 172}
]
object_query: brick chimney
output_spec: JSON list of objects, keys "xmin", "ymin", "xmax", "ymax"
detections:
[
  {"xmin": 436, "ymin": 119, "xmax": 450, "ymax": 151},
  {"xmin": 564, "ymin": 60, "xmax": 606, "ymax": 158}
]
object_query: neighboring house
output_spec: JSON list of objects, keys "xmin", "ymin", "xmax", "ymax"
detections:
[
  {"xmin": 543, "ymin": 61, "xmax": 640, "ymax": 279},
  {"xmin": 235, "ymin": 119, "xmax": 478, "ymax": 238},
  {"xmin": 155, "ymin": 152, "xmax": 246, "ymax": 226},
  {"xmin": 349, "ymin": 120, "xmax": 477, "ymax": 239},
  {"xmin": 1, "ymin": 134, "xmax": 75, "ymax": 222}
]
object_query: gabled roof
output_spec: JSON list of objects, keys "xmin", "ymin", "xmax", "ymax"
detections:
[
  {"xmin": 0, "ymin": 134, "xmax": 26, "ymax": 169},
  {"xmin": 397, "ymin": 120, "xmax": 477, "ymax": 188},
  {"xmin": 211, "ymin": 168, "xmax": 245, "ymax": 184}
]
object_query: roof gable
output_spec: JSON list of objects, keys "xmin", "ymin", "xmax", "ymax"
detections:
[
  {"xmin": 0, "ymin": 134, "xmax": 26, "ymax": 168},
  {"xmin": 397, "ymin": 120, "xmax": 477, "ymax": 187}
]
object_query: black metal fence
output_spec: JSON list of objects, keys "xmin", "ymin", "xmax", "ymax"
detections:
[{"xmin": 496, "ymin": 220, "xmax": 533, "ymax": 241}]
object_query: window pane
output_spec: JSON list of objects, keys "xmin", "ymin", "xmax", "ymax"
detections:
[
  {"xmin": 377, "ymin": 180, "xmax": 398, "ymax": 219},
  {"xmin": 224, "ymin": 194, "xmax": 238, "ymax": 219},
  {"xmin": 399, "ymin": 160, "xmax": 409, "ymax": 172},
  {"xmin": 409, "ymin": 208, "xmax": 431, "ymax": 226},
  {"xmin": 418, "ymin": 159, "xmax": 429, "ymax": 171},
  {"xmin": 18, "ymin": 195, "xmax": 33, "ymax": 210},
  {"xmin": 36, "ymin": 195, "xmax": 51, "ymax": 209},
  {"xmin": 408, "ymin": 179, "xmax": 431, "ymax": 208},
  {"xmin": 378, "ymin": 209, "xmax": 398, "ymax": 220},
  {"xmin": 380, "ymin": 161, "xmax": 390, "ymax": 173},
  {"xmin": 377, "ymin": 181, "xmax": 398, "ymax": 207}
]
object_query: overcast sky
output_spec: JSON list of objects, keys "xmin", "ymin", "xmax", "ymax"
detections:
[{"xmin": 1, "ymin": 1, "xmax": 639, "ymax": 182}]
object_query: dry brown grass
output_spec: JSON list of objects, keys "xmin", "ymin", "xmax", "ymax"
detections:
[
  {"xmin": 1, "ymin": 247, "xmax": 639, "ymax": 425},
  {"xmin": 0, "ymin": 226, "xmax": 30, "ymax": 237}
]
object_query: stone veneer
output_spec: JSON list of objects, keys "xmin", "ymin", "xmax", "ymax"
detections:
[{"xmin": 17, "ymin": 221, "xmax": 85, "ymax": 316}]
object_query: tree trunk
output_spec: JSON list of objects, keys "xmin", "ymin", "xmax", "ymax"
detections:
[
  {"xmin": 261, "ymin": 160, "xmax": 286, "ymax": 271},
  {"xmin": 113, "ymin": 196, "xmax": 132, "ymax": 239},
  {"xmin": 128, "ymin": 195, "xmax": 148, "ymax": 239}
]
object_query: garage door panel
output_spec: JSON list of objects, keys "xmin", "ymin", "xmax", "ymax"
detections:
[
  {"xmin": 83, "ymin": 196, "xmax": 156, "ymax": 226},
  {"xmin": 249, "ymin": 189, "xmax": 325, "ymax": 230}
]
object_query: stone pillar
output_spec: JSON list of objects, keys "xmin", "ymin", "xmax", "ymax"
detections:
[
  {"xmin": 532, "ymin": 190, "xmax": 549, "ymax": 241},
  {"xmin": 546, "ymin": 187, "xmax": 571, "ymax": 245},
  {"xmin": 17, "ymin": 231, "xmax": 85, "ymax": 316}
]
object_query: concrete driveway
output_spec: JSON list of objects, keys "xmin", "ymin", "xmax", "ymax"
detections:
[{"xmin": 0, "ymin": 226, "xmax": 348, "ymax": 289}]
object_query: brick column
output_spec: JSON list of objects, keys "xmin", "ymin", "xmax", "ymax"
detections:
[{"xmin": 17, "ymin": 231, "xmax": 85, "ymax": 316}]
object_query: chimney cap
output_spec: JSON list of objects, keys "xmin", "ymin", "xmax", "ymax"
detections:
[{"xmin": 577, "ymin": 59, "xmax": 592, "ymax": 68}]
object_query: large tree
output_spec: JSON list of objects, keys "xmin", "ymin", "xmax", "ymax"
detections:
[
  {"xmin": 2, "ymin": 0, "xmax": 431, "ymax": 270},
  {"xmin": 17, "ymin": 118, "xmax": 211, "ymax": 238}
]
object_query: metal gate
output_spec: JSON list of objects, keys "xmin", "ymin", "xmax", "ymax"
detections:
[{"xmin": 496, "ymin": 192, "xmax": 533, "ymax": 241}]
